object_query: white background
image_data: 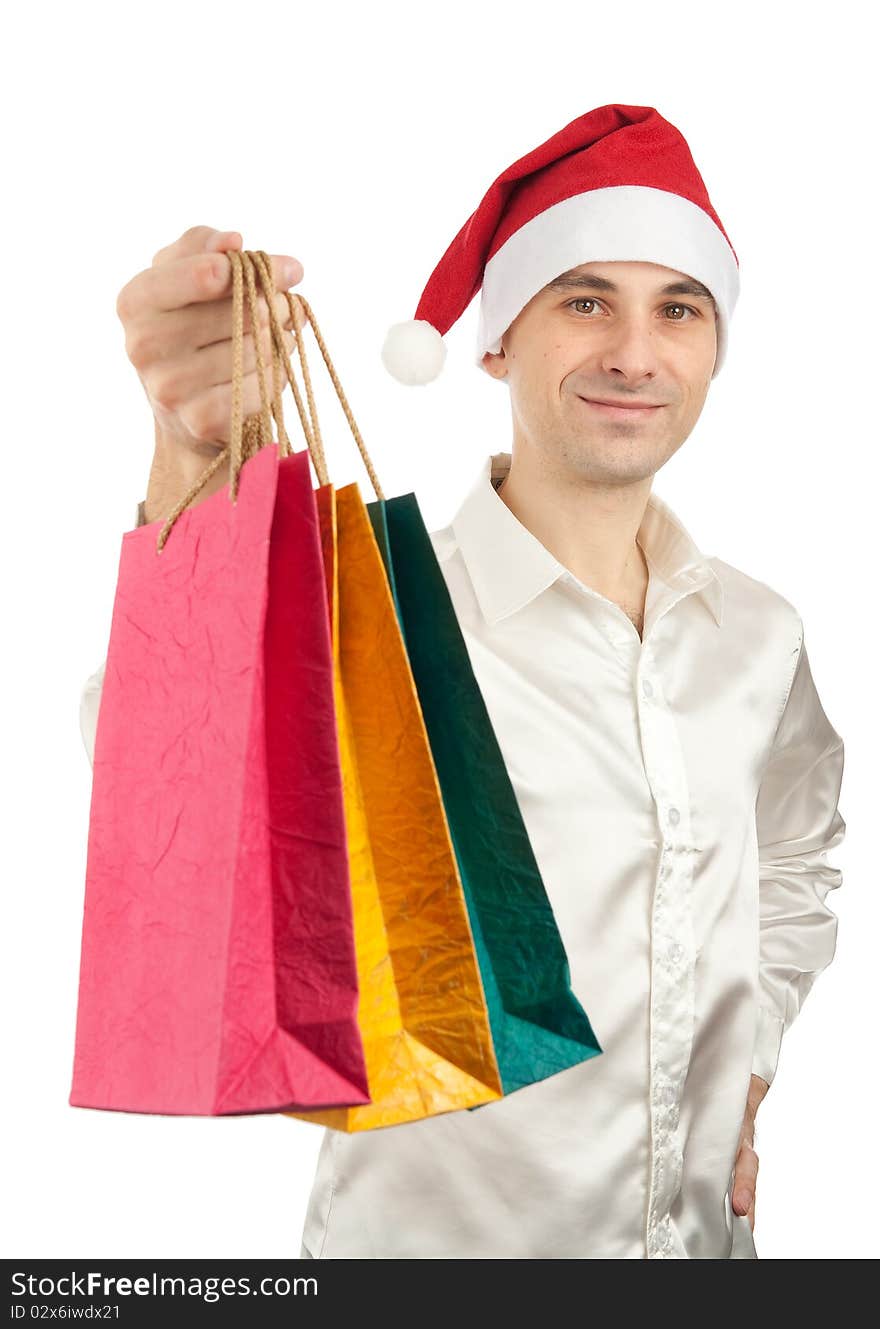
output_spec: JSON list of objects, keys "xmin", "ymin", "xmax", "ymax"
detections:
[{"xmin": 3, "ymin": 0, "xmax": 876, "ymax": 1260}]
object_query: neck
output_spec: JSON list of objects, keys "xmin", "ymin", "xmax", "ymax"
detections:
[{"xmin": 494, "ymin": 445, "xmax": 653, "ymax": 609}]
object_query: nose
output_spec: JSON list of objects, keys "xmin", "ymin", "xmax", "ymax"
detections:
[{"xmin": 596, "ymin": 317, "xmax": 662, "ymax": 384}]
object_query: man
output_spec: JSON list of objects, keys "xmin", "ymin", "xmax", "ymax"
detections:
[{"xmin": 79, "ymin": 105, "xmax": 846, "ymax": 1259}]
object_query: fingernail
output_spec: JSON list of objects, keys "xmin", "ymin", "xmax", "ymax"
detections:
[{"xmin": 284, "ymin": 262, "xmax": 302, "ymax": 286}]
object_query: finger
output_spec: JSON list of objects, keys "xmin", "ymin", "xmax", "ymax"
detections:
[
  {"xmin": 148, "ymin": 327, "xmax": 296, "ymax": 411},
  {"xmin": 124, "ymin": 283, "xmax": 297, "ymax": 371},
  {"xmin": 150, "ymin": 225, "xmax": 239, "ymax": 268},
  {"xmin": 118, "ymin": 251, "xmax": 229, "ymax": 327},
  {"xmin": 196, "ymin": 289, "xmax": 299, "ymax": 348},
  {"xmin": 205, "ymin": 230, "xmax": 243, "ymax": 253},
  {"xmin": 233, "ymin": 326, "xmax": 296, "ymax": 381},
  {"xmin": 175, "ymin": 354, "xmax": 296, "ymax": 447},
  {"xmin": 732, "ymin": 1145, "xmax": 759, "ymax": 1215},
  {"xmin": 214, "ymin": 250, "xmax": 305, "ymax": 300},
  {"xmin": 143, "ymin": 251, "xmax": 303, "ymax": 317},
  {"xmin": 144, "ymin": 288, "xmax": 297, "ymax": 363}
]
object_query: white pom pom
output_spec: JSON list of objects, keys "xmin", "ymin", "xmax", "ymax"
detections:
[{"xmin": 381, "ymin": 319, "xmax": 446, "ymax": 385}]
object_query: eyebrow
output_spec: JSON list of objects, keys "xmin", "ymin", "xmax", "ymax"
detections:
[{"xmin": 543, "ymin": 270, "xmax": 717, "ymax": 308}]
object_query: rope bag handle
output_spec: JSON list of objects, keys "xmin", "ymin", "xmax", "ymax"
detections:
[{"xmin": 154, "ymin": 248, "xmax": 384, "ymax": 552}]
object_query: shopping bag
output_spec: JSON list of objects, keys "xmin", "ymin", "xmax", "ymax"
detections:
[
  {"xmin": 69, "ymin": 249, "xmax": 369, "ymax": 1115},
  {"xmin": 254, "ymin": 281, "xmax": 502, "ymax": 1130},
  {"xmin": 369, "ymin": 496, "xmax": 603, "ymax": 1092},
  {"xmin": 271, "ymin": 286, "xmax": 601, "ymax": 1105}
]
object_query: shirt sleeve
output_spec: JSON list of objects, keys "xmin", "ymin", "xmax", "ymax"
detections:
[
  {"xmin": 751, "ymin": 624, "xmax": 846, "ymax": 1085},
  {"xmin": 79, "ymin": 660, "xmax": 106, "ymax": 769},
  {"xmin": 79, "ymin": 501, "xmax": 147, "ymax": 770}
]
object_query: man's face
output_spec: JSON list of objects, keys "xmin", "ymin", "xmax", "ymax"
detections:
[{"xmin": 481, "ymin": 260, "xmax": 718, "ymax": 486}]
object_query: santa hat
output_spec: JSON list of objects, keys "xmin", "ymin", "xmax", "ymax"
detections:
[{"xmin": 381, "ymin": 103, "xmax": 739, "ymax": 384}]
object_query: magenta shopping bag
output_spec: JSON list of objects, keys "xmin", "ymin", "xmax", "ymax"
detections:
[{"xmin": 70, "ymin": 443, "xmax": 369, "ymax": 1115}]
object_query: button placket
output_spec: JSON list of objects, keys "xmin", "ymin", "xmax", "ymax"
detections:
[{"xmin": 635, "ymin": 651, "xmax": 699, "ymax": 1258}]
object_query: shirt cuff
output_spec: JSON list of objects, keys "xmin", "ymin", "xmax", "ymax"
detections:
[{"xmin": 751, "ymin": 1006, "xmax": 785, "ymax": 1085}]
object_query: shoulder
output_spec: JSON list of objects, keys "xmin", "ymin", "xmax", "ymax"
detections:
[{"xmin": 709, "ymin": 555, "xmax": 804, "ymax": 643}]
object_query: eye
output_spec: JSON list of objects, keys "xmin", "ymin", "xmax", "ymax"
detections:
[
  {"xmin": 568, "ymin": 298, "xmax": 602, "ymax": 316},
  {"xmin": 566, "ymin": 298, "xmax": 699, "ymax": 321},
  {"xmin": 664, "ymin": 303, "xmax": 698, "ymax": 321}
]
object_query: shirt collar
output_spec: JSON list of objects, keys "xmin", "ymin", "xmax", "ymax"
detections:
[{"xmin": 450, "ymin": 452, "xmax": 724, "ymax": 629}]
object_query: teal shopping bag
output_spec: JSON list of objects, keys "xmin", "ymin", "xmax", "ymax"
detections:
[{"xmin": 367, "ymin": 496, "xmax": 603, "ymax": 1095}]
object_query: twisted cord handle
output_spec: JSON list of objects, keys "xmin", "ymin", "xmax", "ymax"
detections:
[{"xmin": 153, "ymin": 249, "xmax": 383, "ymax": 553}]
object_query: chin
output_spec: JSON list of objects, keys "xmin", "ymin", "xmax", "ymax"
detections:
[{"xmin": 570, "ymin": 447, "xmax": 661, "ymax": 484}]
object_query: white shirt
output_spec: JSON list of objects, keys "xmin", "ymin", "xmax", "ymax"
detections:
[{"xmin": 79, "ymin": 453, "xmax": 846, "ymax": 1260}]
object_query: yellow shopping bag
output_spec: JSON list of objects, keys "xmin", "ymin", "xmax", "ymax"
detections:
[{"xmin": 246, "ymin": 266, "xmax": 503, "ymax": 1130}]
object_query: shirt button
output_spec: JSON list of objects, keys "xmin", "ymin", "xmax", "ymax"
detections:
[
  {"xmin": 667, "ymin": 941, "xmax": 684, "ymax": 965},
  {"xmin": 653, "ymin": 1077, "xmax": 676, "ymax": 1106},
  {"xmin": 668, "ymin": 807, "xmax": 680, "ymax": 827},
  {"xmin": 642, "ymin": 678, "xmax": 654, "ymax": 698}
]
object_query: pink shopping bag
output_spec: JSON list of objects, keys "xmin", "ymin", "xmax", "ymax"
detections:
[{"xmin": 70, "ymin": 441, "xmax": 369, "ymax": 1115}]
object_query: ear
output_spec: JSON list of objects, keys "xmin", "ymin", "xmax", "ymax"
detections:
[{"xmin": 480, "ymin": 344, "xmax": 508, "ymax": 381}]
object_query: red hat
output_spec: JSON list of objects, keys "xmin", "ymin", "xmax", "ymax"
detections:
[{"xmin": 381, "ymin": 104, "xmax": 739, "ymax": 385}]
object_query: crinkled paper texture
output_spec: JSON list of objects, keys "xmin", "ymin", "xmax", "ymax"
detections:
[
  {"xmin": 70, "ymin": 445, "xmax": 368, "ymax": 1115},
  {"xmin": 288, "ymin": 483, "xmax": 502, "ymax": 1132}
]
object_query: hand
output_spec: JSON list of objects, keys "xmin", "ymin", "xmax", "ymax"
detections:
[
  {"xmin": 116, "ymin": 225, "xmax": 305, "ymax": 458},
  {"xmin": 732, "ymin": 1073, "xmax": 770, "ymax": 1231}
]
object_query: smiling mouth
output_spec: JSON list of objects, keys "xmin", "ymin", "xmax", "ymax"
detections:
[{"xmin": 578, "ymin": 396, "xmax": 664, "ymax": 416}]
